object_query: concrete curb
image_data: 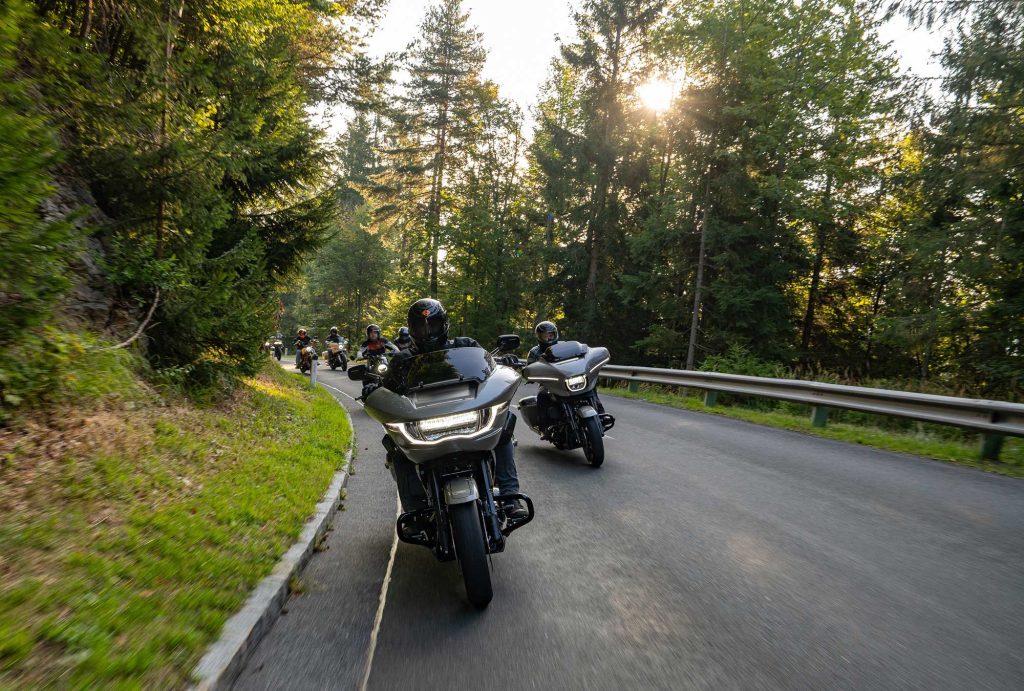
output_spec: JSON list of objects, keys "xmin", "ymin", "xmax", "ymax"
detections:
[{"xmin": 191, "ymin": 380, "xmax": 355, "ymax": 691}]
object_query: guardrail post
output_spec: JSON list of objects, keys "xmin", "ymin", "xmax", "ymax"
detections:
[
  {"xmin": 703, "ymin": 390, "xmax": 718, "ymax": 407},
  {"xmin": 628, "ymin": 381, "xmax": 640, "ymax": 393},
  {"xmin": 980, "ymin": 433, "xmax": 1004, "ymax": 461},
  {"xmin": 811, "ymin": 405, "xmax": 830, "ymax": 428},
  {"xmin": 310, "ymin": 357, "xmax": 317, "ymax": 389}
]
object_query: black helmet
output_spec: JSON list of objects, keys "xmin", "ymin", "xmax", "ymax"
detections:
[
  {"xmin": 398, "ymin": 326, "xmax": 410, "ymax": 338},
  {"xmin": 366, "ymin": 324, "xmax": 381, "ymax": 339},
  {"xmin": 407, "ymin": 298, "xmax": 448, "ymax": 351},
  {"xmin": 330, "ymin": 326, "xmax": 338, "ymax": 334},
  {"xmin": 535, "ymin": 321, "xmax": 558, "ymax": 346}
]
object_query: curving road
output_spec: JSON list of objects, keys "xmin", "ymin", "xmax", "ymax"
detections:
[{"xmin": 235, "ymin": 363, "xmax": 1024, "ymax": 690}]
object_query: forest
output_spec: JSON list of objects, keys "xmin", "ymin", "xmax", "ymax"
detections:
[
  {"xmin": 1, "ymin": 0, "xmax": 1021, "ymax": 414},
  {"xmin": 285, "ymin": 0, "xmax": 1023, "ymax": 399}
]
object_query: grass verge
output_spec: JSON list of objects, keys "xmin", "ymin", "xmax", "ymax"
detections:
[
  {"xmin": 602, "ymin": 385, "xmax": 1024, "ymax": 478},
  {"xmin": 0, "ymin": 358, "xmax": 350, "ymax": 688}
]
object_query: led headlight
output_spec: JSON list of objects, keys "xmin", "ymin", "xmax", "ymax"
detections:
[
  {"xmin": 376, "ymin": 363, "xmax": 388, "ymax": 374},
  {"xmin": 566, "ymin": 374, "xmax": 588, "ymax": 392},
  {"xmin": 388, "ymin": 403, "xmax": 508, "ymax": 445}
]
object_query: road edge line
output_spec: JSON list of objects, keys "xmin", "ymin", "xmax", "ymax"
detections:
[{"xmin": 190, "ymin": 380, "xmax": 355, "ymax": 691}]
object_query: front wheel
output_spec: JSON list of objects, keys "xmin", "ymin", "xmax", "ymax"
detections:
[
  {"xmin": 449, "ymin": 502, "xmax": 492, "ymax": 608},
  {"xmin": 581, "ymin": 415, "xmax": 605, "ymax": 467}
]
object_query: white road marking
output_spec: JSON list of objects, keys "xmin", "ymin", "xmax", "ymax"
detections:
[
  {"xmin": 359, "ymin": 495, "xmax": 400, "ymax": 691},
  {"xmin": 317, "ymin": 380, "xmax": 361, "ymax": 404},
  {"xmin": 605, "ymin": 435, "xmax": 616, "ymax": 440}
]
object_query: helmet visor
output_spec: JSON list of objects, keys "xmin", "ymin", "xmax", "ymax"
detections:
[{"xmin": 410, "ymin": 315, "xmax": 446, "ymax": 342}]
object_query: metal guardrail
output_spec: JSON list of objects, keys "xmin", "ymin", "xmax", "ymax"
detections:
[{"xmin": 600, "ymin": 365, "xmax": 1024, "ymax": 461}]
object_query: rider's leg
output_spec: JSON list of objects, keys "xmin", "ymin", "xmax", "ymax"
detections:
[{"xmin": 493, "ymin": 412, "xmax": 520, "ymax": 496}]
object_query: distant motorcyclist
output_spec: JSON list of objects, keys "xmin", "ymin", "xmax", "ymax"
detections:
[
  {"xmin": 527, "ymin": 320, "xmax": 559, "ymax": 363},
  {"xmin": 325, "ymin": 326, "xmax": 343, "ymax": 345},
  {"xmin": 394, "ymin": 326, "xmax": 413, "ymax": 351},
  {"xmin": 382, "ymin": 298, "xmax": 527, "ymax": 518},
  {"xmin": 358, "ymin": 324, "xmax": 399, "ymax": 359},
  {"xmin": 526, "ymin": 321, "xmax": 576, "ymax": 432},
  {"xmin": 293, "ymin": 328, "xmax": 313, "ymax": 367}
]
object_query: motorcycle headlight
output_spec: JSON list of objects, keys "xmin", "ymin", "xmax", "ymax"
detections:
[
  {"xmin": 388, "ymin": 403, "xmax": 508, "ymax": 445},
  {"xmin": 376, "ymin": 363, "xmax": 388, "ymax": 374},
  {"xmin": 566, "ymin": 374, "xmax": 587, "ymax": 391}
]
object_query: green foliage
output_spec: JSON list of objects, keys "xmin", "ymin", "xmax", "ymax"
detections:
[
  {"xmin": 0, "ymin": 329, "xmax": 144, "ymax": 422},
  {"xmin": 0, "ymin": 0, "xmax": 376, "ymax": 406},
  {"xmin": 283, "ymin": 0, "xmax": 1018, "ymax": 399},
  {"xmin": 0, "ymin": 0, "xmax": 77, "ymax": 344},
  {"xmin": 699, "ymin": 345, "xmax": 784, "ymax": 378}
]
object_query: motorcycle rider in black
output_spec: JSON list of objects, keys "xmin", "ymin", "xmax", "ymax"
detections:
[
  {"xmin": 358, "ymin": 324, "xmax": 399, "ymax": 359},
  {"xmin": 526, "ymin": 321, "xmax": 561, "ymax": 432},
  {"xmin": 325, "ymin": 326, "xmax": 343, "ymax": 345},
  {"xmin": 380, "ymin": 298, "xmax": 527, "ymax": 519},
  {"xmin": 394, "ymin": 326, "xmax": 413, "ymax": 351},
  {"xmin": 526, "ymin": 321, "xmax": 606, "ymax": 432},
  {"xmin": 293, "ymin": 328, "xmax": 312, "ymax": 368}
]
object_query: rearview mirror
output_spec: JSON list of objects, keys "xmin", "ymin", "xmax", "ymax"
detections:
[
  {"xmin": 347, "ymin": 364, "xmax": 367, "ymax": 381},
  {"xmin": 496, "ymin": 334, "xmax": 521, "ymax": 352}
]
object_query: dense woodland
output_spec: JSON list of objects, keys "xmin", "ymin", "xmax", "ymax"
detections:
[
  {"xmin": 0, "ymin": 0, "xmax": 1021, "ymax": 413},
  {"xmin": 288, "ymin": 0, "xmax": 1022, "ymax": 399}
]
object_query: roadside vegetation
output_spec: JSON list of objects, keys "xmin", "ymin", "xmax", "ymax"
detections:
[{"xmin": 0, "ymin": 347, "xmax": 350, "ymax": 688}]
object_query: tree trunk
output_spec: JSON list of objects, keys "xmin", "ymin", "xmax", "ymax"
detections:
[
  {"xmin": 686, "ymin": 172, "xmax": 712, "ymax": 370},
  {"xmin": 801, "ymin": 166, "xmax": 834, "ymax": 358}
]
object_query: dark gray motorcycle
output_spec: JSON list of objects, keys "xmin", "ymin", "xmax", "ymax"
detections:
[
  {"xmin": 517, "ymin": 341, "xmax": 615, "ymax": 467},
  {"xmin": 348, "ymin": 335, "xmax": 534, "ymax": 607}
]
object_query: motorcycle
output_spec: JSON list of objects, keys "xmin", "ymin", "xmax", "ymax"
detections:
[
  {"xmin": 322, "ymin": 339, "xmax": 348, "ymax": 371},
  {"xmin": 273, "ymin": 339, "xmax": 284, "ymax": 361},
  {"xmin": 297, "ymin": 339, "xmax": 319, "ymax": 374},
  {"xmin": 516, "ymin": 340, "xmax": 615, "ymax": 467},
  {"xmin": 348, "ymin": 335, "xmax": 534, "ymax": 607},
  {"xmin": 354, "ymin": 351, "xmax": 390, "ymax": 400}
]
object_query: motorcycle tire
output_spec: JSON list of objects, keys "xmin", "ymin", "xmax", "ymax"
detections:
[
  {"xmin": 449, "ymin": 502, "xmax": 492, "ymax": 608},
  {"xmin": 330, "ymin": 363, "xmax": 338, "ymax": 370},
  {"xmin": 581, "ymin": 415, "xmax": 605, "ymax": 468}
]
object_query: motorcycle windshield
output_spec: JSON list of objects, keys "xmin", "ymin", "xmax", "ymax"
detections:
[
  {"xmin": 543, "ymin": 340, "xmax": 588, "ymax": 362},
  {"xmin": 404, "ymin": 347, "xmax": 495, "ymax": 391}
]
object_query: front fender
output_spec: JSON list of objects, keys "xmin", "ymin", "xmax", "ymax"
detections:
[
  {"xmin": 443, "ymin": 476, "xmax": 479, "ymax": 505},
  {"xmin": 576, "ymin": 405, "xmax": 598, "ymax": 419}
]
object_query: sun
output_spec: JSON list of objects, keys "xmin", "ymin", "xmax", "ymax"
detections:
[{"xmin": 637, "ymin": 78, "xmax": 676, "ymax": 113}]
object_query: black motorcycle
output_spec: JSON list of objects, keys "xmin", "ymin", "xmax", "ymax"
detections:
[
  {"xmin": 517, "ymin": 341, "xmax": 615, "ymax": 467},
  {"xmin": 272, "ymin": 339, "xmax": 283, "ymax": 361},
  {"xmin": 348, "ymin": 336, "xmax": 534, "ymax": 607},
  {"xmin": 356, "ymin": 352, "xmax": 389, "ymax": 400}
]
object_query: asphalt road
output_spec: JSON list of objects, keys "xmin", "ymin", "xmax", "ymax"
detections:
[{"xmin": 235, "ymin": 362, "xmax": 1024, "ymax": 690}]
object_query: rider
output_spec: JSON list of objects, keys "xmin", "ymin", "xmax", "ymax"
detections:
[
  {"xmin": 527, "ymin": 320, "xmax": 559, "ymax": 363},
  {"xmin": 358, "ymin": 324, "xmax": 399, "ymax": 359},
  {"xmin": 528, "ymin": 321, "xmax": 605, "ymax": 430},
  {"xmin": 293, "ymin": 328, "xmax": 312, "ymax": 367},
  {"xmin": 325, "ymin": 326, "xmax": 343, "ymax": 345},
  {"xmin": 528, "ymin": 321, "xmax": 565, "ymax": 432},
  {"xmin": 394, "ymin": 326, "xmax": 413, "ymax": 351},
  {"xmin": 381, "ymin": 298, "xmax": 527, "ymax": 519}
]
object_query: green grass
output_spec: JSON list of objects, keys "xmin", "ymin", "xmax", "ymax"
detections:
[
  {"xmin": 603, "ymin": 385, "xmax": 1024, "ymax": 478},
  {"xmin": 0, "ymin": 361, "xmax": 351, "ymax": 688}
]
